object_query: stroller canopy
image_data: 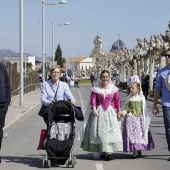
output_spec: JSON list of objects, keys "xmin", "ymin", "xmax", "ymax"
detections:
[{"xmin": 49, "ymin": 100, "xmax": 75, "ymax": 122}]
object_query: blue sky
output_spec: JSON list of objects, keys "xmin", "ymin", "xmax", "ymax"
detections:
[{"xmin": 0, "ymin": 0, "xmax": 170, "ymax": 59}]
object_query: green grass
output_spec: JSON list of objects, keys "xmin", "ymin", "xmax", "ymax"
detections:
[
  {"xmin": 67, "ymin": 78, "xmax": 96, "ymax": 85},
  {"xmin": 78, "ymin": 78, "xmax": 91, "ymax": 84}
]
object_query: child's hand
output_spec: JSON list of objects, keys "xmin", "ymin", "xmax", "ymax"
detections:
[{"xmin": 119, "ymin": 112, "xmax": 125, "ymax": 118}]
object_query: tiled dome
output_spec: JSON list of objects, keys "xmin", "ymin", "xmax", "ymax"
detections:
[{"xmin": 110, "ymin": 39, "xmax": 126, "ymax": 51}]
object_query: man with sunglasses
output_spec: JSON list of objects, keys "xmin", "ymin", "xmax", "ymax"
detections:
[{"xmin": 152, "ymin": 48, "xmax": 170, "ymax": 161}]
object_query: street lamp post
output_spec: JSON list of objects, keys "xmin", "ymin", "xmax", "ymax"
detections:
[
  {"xmin": 52, "ymin": 21, "xmax": 70, "ymax": 66},
  {"xmin": 20, "ymin": 0, "xmax": 24, "ymax": 106},
  {"xmin": 41, "ymin": 0, "xmax": 67, "ymax": 81},
  {"xmin": 71, "ymin": 52, "xmax": 74, "ymax": 72}
]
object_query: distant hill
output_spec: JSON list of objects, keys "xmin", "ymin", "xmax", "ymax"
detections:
[
  {"xmin": 0, "ymin": 49, "xmax": 51, "ymax": 63},
  {"xmin": 0, "ymin": 49, "xmax": 17, "ymax": 58}
]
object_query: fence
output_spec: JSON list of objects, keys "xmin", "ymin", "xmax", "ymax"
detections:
[{"xmin": 6, "ymin": 62, "xmax": 40, "ymax": 95}]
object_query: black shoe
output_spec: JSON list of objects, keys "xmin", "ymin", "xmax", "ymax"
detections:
[
  {"xmin": 168, "ymin": 156, "xmax": 170, "ymax": 161},
  {"xmin": 100, "ymin": 154, "xmax": 105, "ymax": 159},
  {"xmin": 106, "ymin": 154, "xmax": 113, "ymax": 161},
  {"xmin": 132, "ymin": 151, "xmax": 137, "ymax": 159},
  {"xmin": 137, "ymin": 150, "xmax": 142, "ymax": 156},
  {"xmin": 0, "ymin": 155, "xmax": 1, "ymax": 164}
]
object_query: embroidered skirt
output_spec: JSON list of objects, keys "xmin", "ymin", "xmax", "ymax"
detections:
[{"xmin": 122, "ymin": 115, "xmax": 155, "ymax": 152}]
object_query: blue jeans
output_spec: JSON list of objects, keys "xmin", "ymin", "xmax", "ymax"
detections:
[{"xmin": 162, "ymin": 106, "xmax": 170, "ymax": 152}]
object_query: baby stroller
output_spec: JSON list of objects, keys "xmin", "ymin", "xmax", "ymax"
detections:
[{"xmin": 42, "ymin": 100, "xmax": 77, "ymax": 168}]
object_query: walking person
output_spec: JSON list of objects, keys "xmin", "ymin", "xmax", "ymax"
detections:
[
  {"xmin": 127, "ymin": 70, "xmax": 140, "ymax": 95},
  {"xmin": 74, "ymin": 76, "xmax": 80, "ymax": 88},
  {"xmin": 90, "ymin": 72, "xmax": 95, "ymax": 87},
  {"xmin": 120, "ymin": 82, "xmax": 155, "ymax": 158},
  {"xmin": 60, "ymin": 73, "xmax": 68, "ymax": 83},
  {"xmin": 40, "ymin": 66, "xmax": 75, "ymax": 124},
  {"xmin": 141, "ymin": 72, "xmax": 150, "ymax": 99},
  {"xmin": 79, "ymin": 70, "xmax": 123, "ymax": 160},
  {"xmin": 152, "ymin": 48, "xmax": 170, "ymax": 161},
  {"xmin": 0, "ymin": 62, "xmax": 11, "ymax": 163},
  {"xmin": 69, "ymin": 76, "xmax": 75, "ymax": 88}
]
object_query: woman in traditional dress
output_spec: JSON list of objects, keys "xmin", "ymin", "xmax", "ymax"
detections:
[
  {"xmin": 120, "ymin": 82, "xmax": 155, "ymax": 158},
  {"xmin": 79, "ymin": 70, "xmax": 123, "ymax": 160}
]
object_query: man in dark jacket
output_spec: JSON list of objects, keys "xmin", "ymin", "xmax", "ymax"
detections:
[
  {"xmin": 0, "ymin": 63, "xmax": 11, "ymax": 163},
  {"xmin": 60, "ymin": 73, "xmax": 68, "ymax": 83}
]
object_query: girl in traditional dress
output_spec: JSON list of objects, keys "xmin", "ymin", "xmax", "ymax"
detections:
[
  {"xmin": 120, "ymin": 82, "xmax": 155, "ymax": 158},
  {"xmin": 78, "ymin": 70, "xmax": 123, "ymax": 160}
]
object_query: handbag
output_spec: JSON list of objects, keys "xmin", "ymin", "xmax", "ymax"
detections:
[
  {"xmin": 37, "ymin": 129, "xmax": 48, "ymax": 150},
  {"xmin": 38, "ymin": 104, "xmax": 51, "ymax": 117},
  {"xmin": 73, "ymin": 105, "xmax": 84, "ymax": 121},
  {"xmin": 38, "ymin": 81, "xmax": 60, "ymax": 117}
]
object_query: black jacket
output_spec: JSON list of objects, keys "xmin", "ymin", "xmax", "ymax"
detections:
[
  {"xmin": 0, "ymin": 63, "xmax": 11, "ymax": 104},
  {"xmin": 60, "ymin": 75, "xmax": 68, "ymax": 83}
]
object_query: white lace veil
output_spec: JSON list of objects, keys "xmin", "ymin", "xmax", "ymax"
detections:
[{"xmin": 78, "ymin": 72, "xmax": 119, "ymax": 142}]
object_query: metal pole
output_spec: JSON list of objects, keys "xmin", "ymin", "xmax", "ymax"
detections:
[
  {"xmin": 52, "ymin": 21, "xmax": 54, "ymax": 66},
  {"xmin": 42, "ymin": 0, "xmax": 45, "ymax": 81},
  {"xmin": 65, "ymin": 51, "xmax": 67, "ymax": 75},
  {"xmin": 20, "ymin": 0, "xmax": 24, "ymax": 106}
]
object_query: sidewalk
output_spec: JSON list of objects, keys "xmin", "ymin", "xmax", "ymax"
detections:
[{"xmin": 4, "ymin": 88, "xmax": 41, "ymax": 134}]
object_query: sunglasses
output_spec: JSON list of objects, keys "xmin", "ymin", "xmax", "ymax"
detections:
[{"xmin": 165, "ymin": 54, "xmax": 170, "ymax": 58}]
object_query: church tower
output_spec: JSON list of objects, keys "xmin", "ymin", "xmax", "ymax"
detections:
[
  {"xmin": 91, "ymin": 35, "xmax": 104, "ymax": 55},
  {"xmin": 90, "ymin": 35, "xmax": 106, "ymax": 66}
]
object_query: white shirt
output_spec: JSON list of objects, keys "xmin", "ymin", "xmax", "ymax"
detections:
[{"xmin": 127, "ymin": 74, "xmax": 140, "ymax": 86}]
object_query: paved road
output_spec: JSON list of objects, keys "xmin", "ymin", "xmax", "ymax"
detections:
[{"xmin": 1, "ymin": 86, "xmax": 169, "ymax": 170}]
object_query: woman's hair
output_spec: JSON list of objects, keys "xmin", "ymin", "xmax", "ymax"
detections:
[
  {"xmin": 131, "ymin": 82, "xmax": 140, "ymax": 90},
  {"xmin": 50, "ymin": 66, "xmax": 61, "ymax": 75},
  {"xmin": 100, "ymin": 70, "xmax": 110, "ymax": 78}
]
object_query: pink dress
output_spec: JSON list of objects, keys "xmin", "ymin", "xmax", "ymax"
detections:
[{"xmin": 80, "ymin": 90, "xmax": 123, "ymax": 153}]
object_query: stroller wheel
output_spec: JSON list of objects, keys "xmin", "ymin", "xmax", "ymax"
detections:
[
  {"xmin": 47, "ymin": 160, "xmax": 51, "ymax": 168},
  {"xmin": 73, "ymin": 155, "xmax": 76, "ymax": 165},
  {"xmin": 42, "ymin": 159, "xmax": 51, "ymax": 168},
  {"xmin": 71, "ymin": 157, "xmax": 75, "ymax": 168},
  {"xmin": 65, "ymin": 159, "xmax": 69, "ymax": 168},
  {"xmin": 42, "ymin": 160, "xmax": 47, "ymax": 168}
]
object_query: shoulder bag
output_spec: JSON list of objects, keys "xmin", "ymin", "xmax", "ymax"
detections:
[{"xmin": 38, "ymin": 81, "xmax": 60, "ymax": 117}]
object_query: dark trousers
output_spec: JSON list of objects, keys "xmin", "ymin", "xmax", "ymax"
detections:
[
  {"xmin": 91, "ymin": 81, "xmax": 94, "ymax": 87},
  {"xmin": 0, "ymin": 102, "xmax": 8, "ymax": 150},
  {"xmin": 75, "ymin": 82, "xmax": 79, "ymax": 88},
  {"xmin": 162, "ymin": 106, "xmax": 170, "ymax": 152},
  {"xmin": 142, "ymin": 85, "xmax": 149, "ymax": 99}
]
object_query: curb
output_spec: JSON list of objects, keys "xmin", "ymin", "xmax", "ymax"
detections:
[{"xmin": 4, "ymin": 102, "xmax": 41, "ymax": 133}]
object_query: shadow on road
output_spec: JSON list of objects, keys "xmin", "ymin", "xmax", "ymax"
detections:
[
  {"xmin": 2, "ymin": 155, "xmax": 44, "ymax": 168},
  {"xmin": 76, "ymin": 153, "xmax": 169, "ymax": 161}
]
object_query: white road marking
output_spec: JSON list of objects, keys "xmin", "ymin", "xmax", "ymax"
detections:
[
  {"xmin": 78, "ymin": 88, "xmax": 85, "ymax": 113},
  {"xmin": 78, "ymin": 90, "xmax": 104, "ymax": 170},
  {"xmin": 95, "ymin": 163, "xmax": 104, "ymax": 170}
]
